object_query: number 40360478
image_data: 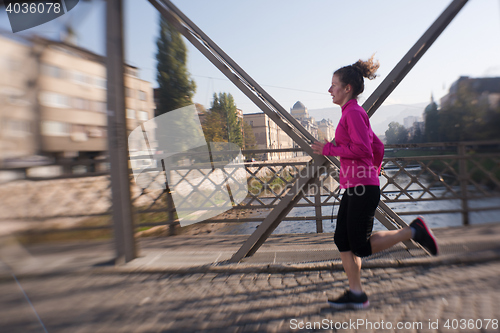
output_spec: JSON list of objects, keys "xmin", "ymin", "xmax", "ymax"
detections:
[{"xmin": 6, "ymin": 2, "xmax": 62, "ymax": 14}]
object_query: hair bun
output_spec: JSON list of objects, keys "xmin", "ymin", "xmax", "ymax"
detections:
[
  {"xmin": 333, "ymin": 53, "xmax": 380, "ymax": 98},
  {"xmin": 353, "ymin": 55, "xmax": 379, "ymax": 80}
]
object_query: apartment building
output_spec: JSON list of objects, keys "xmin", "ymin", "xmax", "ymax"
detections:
[
  {"xmin": 0, "ymin": 36, "xmax": 37, "ymax": 161},
  {"xmin": 242, "ymin": 101, "xmax": 335, "ymax": 160},
  {"xmin": 243, "ymin": 113, "xmax": 294, "ymax": 161},
  {"xmin": 0, "ymin": 35, "xmax": 155, "ymax": 166}
]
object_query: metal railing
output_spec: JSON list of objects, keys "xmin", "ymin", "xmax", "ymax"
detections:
[{"xmin": 1, "ymin": 141, "xmax": 499, "ymax": 236}]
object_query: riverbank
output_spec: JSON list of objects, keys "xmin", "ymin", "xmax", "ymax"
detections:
[{"xmin": 134, "ymin": 207, "xmax": 272, "ymax": 237}]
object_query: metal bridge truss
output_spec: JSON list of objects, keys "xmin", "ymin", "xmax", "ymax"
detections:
[{"xmin": 106, "ymin": 0, "xmax": 469, "ymax": 262}]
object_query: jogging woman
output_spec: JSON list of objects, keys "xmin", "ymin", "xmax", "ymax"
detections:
[{"xmin": 311, "ymin": 55, "xmax": 439, "ymax": 309}]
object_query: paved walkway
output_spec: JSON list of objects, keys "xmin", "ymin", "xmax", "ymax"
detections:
[{"xmin": 1, "ymin": 223, "xmax": 500, "ymax": 332}]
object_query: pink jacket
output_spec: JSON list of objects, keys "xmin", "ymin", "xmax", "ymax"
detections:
[{"xmin": 322, "ymin": 99, "xmax": 384, "ymax": 189}]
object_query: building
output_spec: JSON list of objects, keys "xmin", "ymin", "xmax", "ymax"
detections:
[
  {"xmin": 441, "ymin": 76, "xmax": 500, "ymax": 109},
  {"xmin": 0, "ymin": 35, "xmax": 37, "ymax": 161},
  {"xmin": 243, "ymin": 113, "xmax": 294, "ymax": 161},
  {"xmin": 242, "ymin": 101, "xmax": 335, "ymax": 160},
  {"xmin": 317, "ymin": 118, "xmax": 335, "ymax": 141},
  {"xmin": 403, "ymin": 115, "xmax": 419, "ymax": 129},
  {"xmin": 0, "ymin": 35, "xmax": 155, "ymax": 167},
  {"xmin": 290, "ymin": 100, "xmax": 335, "ymax": 141},
  {"xmin": 290, "ymin": 101, "xmax": 318, "ymax": 140}
]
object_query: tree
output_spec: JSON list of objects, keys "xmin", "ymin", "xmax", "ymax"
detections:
[
  {"xmin": 207, "ymin": 93, "xmax": 244, "ymax": 148},
  {"xmin": 203, "ymin": 110, "xmax": 226, "ymax": 143},
  {"xmin": 194, "ymin": 103, "xmax": 206, "ymax": 114},
  {"xmin": 424, "ymin": 99, "xmax": 440, "ymax": 142},
  {"xmin": 156, "ymin": 17, "xmax": 196, "ymax": 115},
  {"xmin": 242, "ymin": 121, "xmax": 257, "ymax": 150},
  {"xmin": 410, "ymin": 125, "xmax": 425, "ymax": 143},
  {"xmin": 424, "ymin": 83, "xmax": 500, "ymax": 143},
  {"xmin": 385, "ymin": 122, "xmax": 408, "ymax": 144},
  {"xmin": 154, "ymin": 17, "xmax": 199, "ymax": 156}
]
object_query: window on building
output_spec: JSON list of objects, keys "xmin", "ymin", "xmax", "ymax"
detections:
[
  {"xmin": 72, "ymin": 71, "xmax": 88, "ymax": 85},
  {"xmin": 91, "ymin": 101, "xmax": 106, "ymax": 113},
  {"xmin": 41, "ymin": 121, "xmax": 70, "ymax": 136},
  {"xmin": 249, "ymin": 121, "xmax": 253, "ymax": 126},
  {"xmin": 125, "ymin": 87, "xmax": 134, "ymax": 98},
  {"xmin": 7, "ymin": 95, "xmax": 29, "ymax": 106},
  {"xmin": 6, "ymin": 57, "xmax": 22, "ymax": 72},
  {"xmin": 42, "ymin": 63, "xmax": 64, "ymax": 79},
  {"xmin": 94, "ymin": 77, "xmax": 107, "ymax": 89},
  {"xmin": 137, "ymin": 111, "xmax": 148, "ymax": 121},
  {"xmin": 138, "ymin": 90, "xmax": 147, "ymax": 101},
  {"xmin": 73, "ymin": 98, "xmax": 89, "ymax": 110},
  {"xmin": 4, "ymin": 119, "xmax": 31, "ymax": 137},
  {"xmin": 39, "ymin": 92, "xmax": 71, "ymax": 108},
  {"xmin": 70, "ymin": 124, "xmax": 88, "ymax": 142},
  {"xmin": 126, "ymin": 67, "xmax": 139, "ymax": 77},
  {"xmin": 88, "ymin": 126, "xmax": 104, "ymax": 138},
  {"xmin": 126, "ymin": 109, "xmax": 135, "ymax": 119}
]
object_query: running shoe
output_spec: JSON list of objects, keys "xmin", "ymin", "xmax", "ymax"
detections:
[
  {"xmin": 410, "ymin": 216, "xmax": 439, "ymax": 255},
  {"xmin": 328, "ymin": 289, "xmax": 370, "ymax": 309}
]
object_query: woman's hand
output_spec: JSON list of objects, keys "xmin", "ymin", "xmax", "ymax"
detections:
[{"xmin": 312, "ymin": 139, "xmax": 328, "ymax": 155}]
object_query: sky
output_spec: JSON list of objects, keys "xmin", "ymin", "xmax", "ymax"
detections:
[{"xmin": 1, "ymin": 0, "xmax": 500, "ymax": 116}]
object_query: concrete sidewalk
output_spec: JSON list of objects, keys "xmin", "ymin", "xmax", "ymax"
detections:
[
  {"xmin": 2, "ymin": 223, "xmax": 500, "ymax": 278},
  {"xmin": 2, "ymin": 223, "xmax": 500, "ymax": 333}
]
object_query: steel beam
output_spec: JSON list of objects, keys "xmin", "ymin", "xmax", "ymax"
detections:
[
  {"xmin": 364, "ymin": 0, "xmax": 469, "ymax": 117},
  {"xmin": 106, "ymin": 0, "xmax": 137, "ymax": 263},
  {"xmin": 148, "ymin": 0, "xmax": 316, "ymax": 152},
  {"xmin": 148, "ymin": 0, "xmax": 466, "ymax": 262}
]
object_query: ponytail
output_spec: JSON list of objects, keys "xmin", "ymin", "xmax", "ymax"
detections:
[{"xmin": 334, "ymin": 54, "xmax": 380, "ymax": 98}]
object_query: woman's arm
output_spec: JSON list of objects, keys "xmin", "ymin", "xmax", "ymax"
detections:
[
  {"xmin": 372, "ymin": 134, "xmax": 384, "ymax": 167},
  {"xmin": 322, "ymin": 111, "xmax": 372, "ymax": 159}
]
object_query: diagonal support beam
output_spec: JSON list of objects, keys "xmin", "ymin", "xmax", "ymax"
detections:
[
  {"xmin": 148, "ymin": 0, "xmax": 316, "ymax": 152},
  {"xmin": 148, "ymin": 0, "xmax": 467, "ymax": 262},
  {"xmin": 234, "ymin": 160, "xmax": 329, "ymax": 259},
  {"xmin": 364, "ymin": 0, "xmax": 469, "ymax": 117}
]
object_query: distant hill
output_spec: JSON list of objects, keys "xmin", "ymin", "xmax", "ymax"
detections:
[{"xmin": 308, "ymin": 102, "xmax": 428, "ymax": 136}]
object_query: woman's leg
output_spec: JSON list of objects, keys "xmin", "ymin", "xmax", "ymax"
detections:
[
  {"xmin": 370, "ymin": 227, "xmax": 412, "ymax": 254},
  {"xmin": 334, "ymin": 191, "xmax": 364, "ymax": 293},
  {"xmin": 340, "ymin": 251, "xmax": 363, "ymax": 293},
  {"xmin": 329, "ymin": 187, "xmax": 373, "ymax": 308},
  {"xmin": 338, "ymin": 186, "xmax": 378, "ymax": 293}
]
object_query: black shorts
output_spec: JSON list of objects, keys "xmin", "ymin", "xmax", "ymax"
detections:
[{"xmin": 334, "ymin": 185, "xmax": 380, "ymax": 257}]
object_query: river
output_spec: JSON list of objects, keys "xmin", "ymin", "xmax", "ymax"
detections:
[{"xmin": 222, "ymin": 167, "xmax": 500, "ymax": 235}]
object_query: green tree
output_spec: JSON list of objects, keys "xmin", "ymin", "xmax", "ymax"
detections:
[
  {"xmin": 208, "ymin": 93, "xmax": 244, "ymax": 148},
  {"xmin": 482, "ymin": 106, "xmax": 500, "ymax": 140},
  {"xmin": 410, "ymin": 125, "xmax": 425, "ymax": 143},
  {"xmin": 203, "ymin": 110, "xmax": 226, "ymax": 143},
  {"xmin": 156, "ymin": 17, "xmax": 196, "ymax": 115},
  {"xmin": 425, "ymin": 83, "xmax": 500, "ymax": 143},
  {"xmin": 424, "ymin": 99, "xmax": 440, "ymax": 142},
  {"xmin": 385, "ymin": 122, "xmax": 408, "ymax": 144},
  {"xmin": 154, "ymin": 17, "xmax": 199, "ymax": 156},
  {"xmin": 242, "ymin": 121, "xmax": 257, "ymax": 150},
  {"xmin": 444, "ymin": 83, "xmax": 500, "ymax": 142}
]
